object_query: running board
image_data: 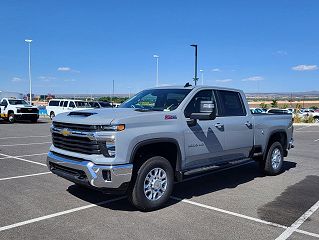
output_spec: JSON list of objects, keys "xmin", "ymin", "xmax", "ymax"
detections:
[{"xmin": 183, "ymin": 158, "xmax": 251, "ymax": 176}]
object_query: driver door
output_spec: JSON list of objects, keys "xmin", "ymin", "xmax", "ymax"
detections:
[{"xmin": 183, "ymin": 89, "xmax": 226, "ymax": 169}]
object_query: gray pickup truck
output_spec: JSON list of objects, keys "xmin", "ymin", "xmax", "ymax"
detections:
[{"xmin": 47, "ymin": 85, "xmax": 294, "ymax": 210}]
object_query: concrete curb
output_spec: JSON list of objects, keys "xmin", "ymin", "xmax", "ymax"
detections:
[{"xmin": 293, "ymin": 123, "xmax": 319, "ymax": 126}]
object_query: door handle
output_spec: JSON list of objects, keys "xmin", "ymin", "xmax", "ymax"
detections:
[
  {"xmin": 214, "ymin": 123, "xmax": 224, "ymax": 130},
  {"xmin": 245, "ymin": 122, "xmax": 253, "ymax": 129}
]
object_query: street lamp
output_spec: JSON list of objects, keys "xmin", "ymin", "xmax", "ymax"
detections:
[
  {"xmin": 153, "ymin": 54, "xmax": 159, "ymax": 87},
  {"xmin": 25, "ymin": 39, "xmax": 33, "ymax": 104},
  {"xmin": 200, "ymin": 69, "xmax": 204, "ymax": 85},
  {"xmin": 190, "ymin": 44, "xmax": 199, "ymax": 86}
]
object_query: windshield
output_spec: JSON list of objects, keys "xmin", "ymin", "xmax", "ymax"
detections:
[
  {"xmin": 120, "ymin": 89, "xmax": 191, "ymax": 111},
  {"xmin": 8, "ymin": 100, "xmax": 29, "ymax": 105},
  {"xmin": 75, "ymin": 101, "xmax": 91, "ymax": 108}
]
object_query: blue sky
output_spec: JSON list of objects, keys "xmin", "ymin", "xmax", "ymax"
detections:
[{"xmin": 0, "ymin": 0, "xmax": 319, "ymax": 94}]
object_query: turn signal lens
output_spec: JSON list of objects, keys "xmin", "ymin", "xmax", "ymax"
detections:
[{"xmin": 116, "ymin": 124, "xmax": 125, "ymax": 131}]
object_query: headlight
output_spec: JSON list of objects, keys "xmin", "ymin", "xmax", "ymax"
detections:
[{"xmin": 99, "ymin": 124, "xmax": 125, "ymax": 131}]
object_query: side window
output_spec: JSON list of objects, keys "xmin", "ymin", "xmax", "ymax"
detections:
[
  {"xmin": 2, "ymin": 100, "xmax": 8, "ymax": 106},
  {"xmin": 59, "ymin": 101, "xmax": 64, "ymax": 107},
  {"xmin": 216, "ymin": 90, "xmax": 246, "ymax": 116},
  {"xmin": 49, "ymin": 100, "xmax": 59, "ymax": 106},
  {"xmin": 63, "ymin": 101, "xmax": 68, "ymax": 107},
  {"xmin": 184, "ymin": 90, "xmax": 214, "ymax": 118},
  {"xmin": 69, "ymin": 101, "xmax": 75, "ymax": 108}
]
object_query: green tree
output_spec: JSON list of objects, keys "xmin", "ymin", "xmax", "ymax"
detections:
[
  {"xmin": 310, "ymin": 106, "xmax": 318, "ymax": 110},
  {"xmin": 271, "ymin": 99, "xmax": 278, "ymax": 108},
  {"xmin": 259, "ymin": 102, "xmax": 268, "ymax": 109}
]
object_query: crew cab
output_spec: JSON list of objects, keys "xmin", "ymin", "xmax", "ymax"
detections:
[
  {"xmin": 0, "ymin": 98, "xmax": 39, "ymax": 123},
  {"xmin": 47, "ymin": 85, "xmax": 294, "ymax": 211},
  {"xmin": 46, "ymin": 99, "xmax": 93, "ymax": 119}
]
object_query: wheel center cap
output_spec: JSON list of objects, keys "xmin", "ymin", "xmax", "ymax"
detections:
[{"xmin": 153, "ymin": 179, "xmax": 161, "ymax": 190}]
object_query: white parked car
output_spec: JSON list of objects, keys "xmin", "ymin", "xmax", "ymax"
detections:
[
  {"xmin": 298, "ymin": 109, "xmax": 319, "ymax": 122},
  {"xmin": 46, "ymin": 99, "xmax": 93, "ymax": 120}
]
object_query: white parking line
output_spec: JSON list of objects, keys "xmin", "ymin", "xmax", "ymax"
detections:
[
  {"xmin": 0, "ymin": 153, "xmax": 47, "ymax": 166},
  {"xmin": 0, "ymin": 135, "xmax": 50, "ymax": 140},
  {"xmin": 0, "ymin": 152, "xmax": 47, "ymax": 160},
  {"xmin": 0, "ymin": 172, "xmax": 51, "ymax": 181},
  {"xmin": 0, "ymin": 142, "xmax": 51, "ymax": 147},
  {"xmin": 0, "ymin": 196, "xmax": 126, "ymax": 232},
  {"xmin": 276, "ymin": 200, "xmax": 319, "ymax": 240},
  {"xmin": 171, "ymin": 197, "xmax": 319, "ymax": 239}
]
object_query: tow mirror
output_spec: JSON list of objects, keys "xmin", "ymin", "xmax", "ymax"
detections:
[{"xmin": 190, "ymin": 100, "xmax": 216, "ymax": 121}]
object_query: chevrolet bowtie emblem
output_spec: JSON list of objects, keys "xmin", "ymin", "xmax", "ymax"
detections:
[{"xmin": 60, "ymin": 128, "xmax": 71, "ymax": 137}]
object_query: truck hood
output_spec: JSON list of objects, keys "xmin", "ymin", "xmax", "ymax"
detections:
[
  {"xmin": 14, "ymin": 104, "xmax": 37, "ymax": 108},
  {"xmin": 53, "ymin": 108, "xmax": 168, "ymax": 125}
]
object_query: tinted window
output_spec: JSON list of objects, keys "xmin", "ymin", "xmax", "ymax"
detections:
[
  {"xmin": 1, "ymin": 100, "xmax": 8, "ymax": 106},
  {"xmin": 69, "ymin": 101, "xmax": 75, "ymax": 108},
  {"xmin": 8, "ymin": 99, "xmax": 29, "ymax": 105},
  {"xmin": 184, "ymin": 90, "xmax": 214, "ymax": 118},
  {"xmin": 49, "ymin": 100, "xmax": 59, "ymax": 106},
  {"xmin": 63, "ymin": 101, "xmax": 68, "ymax": 107},
  {"xmin": 120, "ymin": 89, "xmax": 191, "ymax": 111},
  {"xmin": 59, "ymin": 101, "xmax": 64, "ymax": 107},
  {"xmin": 99, "ymin": 102, "xmax": 112, "ymax": 108},
  {"xmin": 216, "ymin": 90, "xmax": 246, "ymax": 116}
]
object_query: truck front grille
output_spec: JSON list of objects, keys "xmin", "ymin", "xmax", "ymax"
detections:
[
  {"xmin": 52, "ymin": 132, "xmax": 102, "ymax": 155},
  {"xmin": 20, "ymin": 108, "xmax": 38, "ymax": 113},
  {"xmin": 53, "ymin": 121, "xmax": 98, "ymax": 131}
]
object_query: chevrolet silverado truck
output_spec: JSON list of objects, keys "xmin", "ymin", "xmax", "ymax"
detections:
[
  {"xmin": 0, "ymin": 98, "xmax": 39, "ymax": 123},
  {"xmin": 47, "ymin": 85, "xmax": 294, "ymax": 211}
]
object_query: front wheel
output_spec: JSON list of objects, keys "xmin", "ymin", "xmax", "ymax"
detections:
[
  {"xmin": 263, "ymin": 141, "xmax": 284, "ymax": 175},
  {"xmin": 129, "ymin": 156, "xmax": 174, "ymax": 211},
  {"xmin": 8, "ymin": 113, "xmax": 15, "ymax": 123},
  {"xmin": 49, "ymin": 111, "xmax": 55, "ymax": 120}
]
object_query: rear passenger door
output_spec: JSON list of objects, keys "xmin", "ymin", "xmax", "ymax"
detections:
[{"xmin": 215, "ymin": 90, "xmax": 254, "ymax": 161}]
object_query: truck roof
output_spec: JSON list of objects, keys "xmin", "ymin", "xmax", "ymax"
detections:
[{"xmin": 148, "ymin": 85, "xmax": 242, "ymax": 92}]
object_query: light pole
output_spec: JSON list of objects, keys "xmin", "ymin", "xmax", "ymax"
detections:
[
  {"xmin": 25, "ymin": 39, "xmax": 33, "ymax": 104},
  {"xmin": 190, "ymin": 44, "xmax": 198, "ymax": 85},
  {"xmin": 153, "ymin": 55, "xmax": 159, "ymax": 87},
  {"xmin": 200, "ymin": 69, "xmax": 204, "ymax": 85}
]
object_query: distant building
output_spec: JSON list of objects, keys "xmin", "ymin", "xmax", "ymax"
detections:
[{"xmin": 0, "ymin": 90, "xmax": 23, "ymax": 99}]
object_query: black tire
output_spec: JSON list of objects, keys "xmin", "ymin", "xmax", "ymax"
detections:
[
  {"xmin": 50, "ymin": 111, "xmax": 55, "ymax": 120},
  {"xmin": 263, "ymin": 141, "xmax": 284, "ymax": 175},
  {"xmin": 7, "ymin": 112, "xmax": 15, "ymax": 123},
  {"xmin": 30, "ymin": 118, "xmax": 38, "ymax": 123},
  {"xmin": 129, "ymin": 156, "xmax": 174, "ymax": 211}
]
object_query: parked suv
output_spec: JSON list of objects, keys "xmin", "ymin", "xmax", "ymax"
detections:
[
  {"xmin": 46, "ymin": 99, "xmax": 93, "ymax": 119},
  {"xmin": 47, "ymin": 86, "xmax": 294, "ymax": 211}
]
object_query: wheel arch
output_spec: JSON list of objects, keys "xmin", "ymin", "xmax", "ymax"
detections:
[{"xmin": 264, "ymin": 130, "xmax": 287, "ymax": 159}]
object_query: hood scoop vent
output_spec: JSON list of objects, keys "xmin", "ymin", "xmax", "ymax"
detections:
[{"xmin": 68, "ymin": 112, "xmax": 97, "ymax": 117}]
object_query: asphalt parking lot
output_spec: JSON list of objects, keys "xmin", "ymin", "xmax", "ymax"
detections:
[{"xmin": 0, "ymin": 120, "xmax": 318, "ymax": 240}]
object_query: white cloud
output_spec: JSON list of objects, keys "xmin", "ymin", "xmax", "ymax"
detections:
[
  {"xmin": 274, "ymin": 50, "xmax": 288, "ymax": 56},
  {"xmin": 242, "ymin": 76, "xmax": 264, "ymax": 81},
  {"xmin": 212, "ymin": 68, "xmax": 221, "ymax": 72},
  {"xmin": 291, "ymin": 64, "xmax": 318, "ymax": 71},
  {"xmin": 38, "ymin": 76, "xmax": 56, "ymax": 82},
  {"xmin": 215, "ymin": 79, "xmax": 232, "ymax": 83},
  {"xmin": 57, "ymin": 67, "xmax": 71, "ymax": 71},
  {"xmin": 11, "ymin": 77, "xmax": 22, "ymax": 82}
]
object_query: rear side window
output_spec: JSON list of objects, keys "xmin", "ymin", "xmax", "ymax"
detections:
[
  {"xmin": 49, "ymin": 100, "xmax": 59, "ymax": 106},
  {"xmin": 63, "ymin": 101, "xmax": 68, "ymax": 107},
  {"xmin": 59, "ymin": 101, "xmax": 64, "ymax": 107},
  {"xmin": 69, "ymin": 101, "xmax": 75, "ymax": 108},
  {"xmin": 216, "ymin": 90, "xmax": 246, "ymax": 116}
]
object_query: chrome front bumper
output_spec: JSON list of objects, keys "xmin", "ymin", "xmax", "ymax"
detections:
[{"xmin": 47, "ymin": 151, "xmax": 133, "ymax": 189}]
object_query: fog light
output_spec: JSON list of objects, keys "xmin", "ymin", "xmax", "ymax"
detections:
[{"xmin": 102, "ymin": 170, "xmax": 112, "ymax": 181}]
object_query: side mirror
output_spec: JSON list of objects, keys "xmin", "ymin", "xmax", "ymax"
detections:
[{"xmin": 190, "ymin": 100, "xmax": 216, "ymax": 120}]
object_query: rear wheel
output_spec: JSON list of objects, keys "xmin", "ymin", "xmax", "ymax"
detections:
[
  {"xmin": 50, "ymin": 111, "xmax": 55, "ymax": 120},
  {"xmin": 129, "ymin": 156, "xmax": 174, "ymax": 211},
  {"xmin": 263, "ymin": 141, "xmax": 284, "ymax": 175}
]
